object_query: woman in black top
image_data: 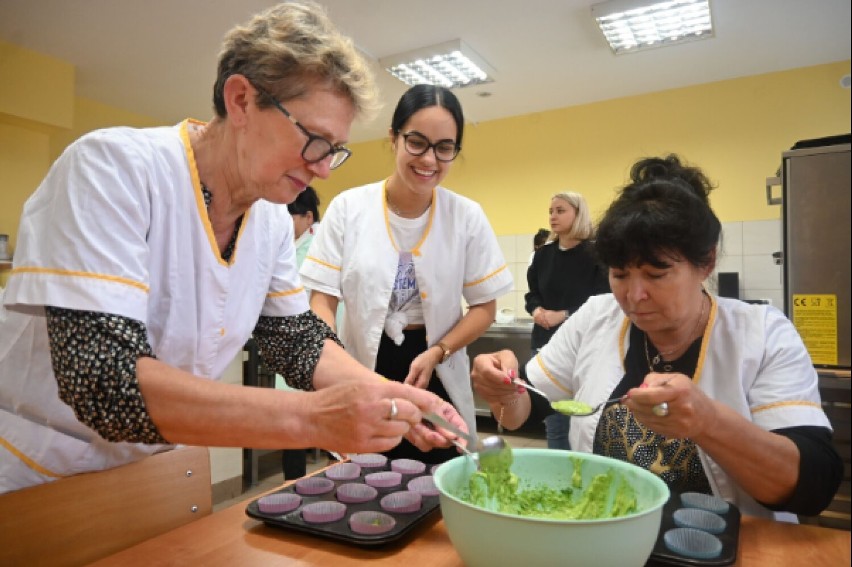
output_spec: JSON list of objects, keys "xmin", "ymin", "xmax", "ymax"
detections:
[{"xmin": 525, "ymin": 192, "xmax": 609, "ymax": 449}]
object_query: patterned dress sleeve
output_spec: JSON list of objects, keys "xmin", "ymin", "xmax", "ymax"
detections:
[
  {"xmin": 252, "ymin": 311, "xmax": 343, "ymax": 391},
  {"xmin": 45, "ymin": 306, "xmax": 169, "ymax": 444}
]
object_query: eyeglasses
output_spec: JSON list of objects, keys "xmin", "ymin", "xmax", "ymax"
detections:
[
  {"xmin": 400, "ymin": 131, "xmax": 460, "ymax": 162},
  {"xmin": 253, "ymin": 83, "xmax": 352, "ymax": 170}
]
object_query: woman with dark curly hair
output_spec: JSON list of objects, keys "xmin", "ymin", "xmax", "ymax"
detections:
[{"xmin": 471, "ymin": 154, "xmax": 842, "ymax": 520}]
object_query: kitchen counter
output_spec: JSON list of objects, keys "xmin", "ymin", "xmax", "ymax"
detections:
[{"xmin": 91, "ymin": 472, "xmax": 851, "ymax": 566}]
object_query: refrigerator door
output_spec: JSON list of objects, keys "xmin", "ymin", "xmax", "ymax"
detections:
[{"xmin": 782, "ymin": 143, "xmax": 851, "ymax": 368}]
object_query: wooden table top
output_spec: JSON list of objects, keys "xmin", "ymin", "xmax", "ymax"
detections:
[{"xmin": 91, "ymin": 488, "xmax": 850, "ymax": 567}]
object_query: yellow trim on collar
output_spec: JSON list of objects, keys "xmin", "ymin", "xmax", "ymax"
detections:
[
  {"xmin": 180, "ymin": 119, "xmax": 249, "ymax": 267},
  {"xmin": 618, "ymin": 291, "xmax": 718, "ymax": 383},
  {"xmin": 382, "ymin": 179, "xmax": 436, "ymax": 256}
]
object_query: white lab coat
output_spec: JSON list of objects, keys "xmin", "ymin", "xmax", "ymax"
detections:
[
  {"xmin": 0, "ymin": 120, "xmax": 308, "ymax": 493},
  {"xmin": 300, "ymin": 180, "xmax": 513, "ymax": 435},
  {"xmin": 526, "ymin": 293, "xmax": 832, "ymax": 519}
]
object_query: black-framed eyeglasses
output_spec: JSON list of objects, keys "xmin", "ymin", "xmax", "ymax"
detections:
[
  {"xmin": 400, "ymin": 131, "xmax": 460, "ymax": 162},
  {"xmin": 253, "ymin": 83, "xmax": 352, "ymax": 170}
]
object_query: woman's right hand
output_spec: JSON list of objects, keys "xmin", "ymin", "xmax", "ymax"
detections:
[
  {"xmin": 470, "ymin": 350, "xmax": 521, "ymax": 405},
  {"xmin": 304, "ymin": 380, "xmax": 461, "ymax": 455}
]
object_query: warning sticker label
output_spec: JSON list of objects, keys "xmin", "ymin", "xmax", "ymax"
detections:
[{"xmin": 792, "ymin": 294, "xmax": 838, "ymax": 366}]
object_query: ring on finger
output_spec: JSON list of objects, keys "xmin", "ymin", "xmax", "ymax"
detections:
[
  {"xmin": 388, "ymin": 398, "xmax": 399, "ymax": 420},
  {"xmin": 652, "ymin": 401, "xmax": 669, "ymax": 417}
]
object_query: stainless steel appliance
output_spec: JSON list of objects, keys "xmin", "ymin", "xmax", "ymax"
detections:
[
  {"xmin": 777, "ymin": 136, "xmax": 851, "ymax": 370},
  {"xmin": 772, "ymin": 135, "xmax": 851, "ymax": 530}
]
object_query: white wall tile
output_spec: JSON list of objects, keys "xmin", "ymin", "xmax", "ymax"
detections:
[
  {"xmin": 742, "ymin": 219, "xmax": 782, "ymax": 255},
  {"xmin": 512, "ymin": 262, "xmax": 529, "ymax": 292},
  {"xmin": 742, "ymin": 289, "xmax": 784, "ymax": 308},
  {"xmin": 515, "ymin": 233, "xmax": 535, "ymax": 264},
  {"xmin": 716, "ymin": 253, "xmax": 743, "ymax": 274},
  {"xmin": 515, "ymin": 290, "xmax": 529, "ymax": 316},
  {"xmin": 496, "ymin": 292, "xmax": 515, "ymax": 314},
  {"xmin": 742, "ymin": 254, "xmax": 783, "ymax": 290},
  {"xmin": 720, "ymin": 221, "xmax": 743, "ymax": 256},
  {"xmin": 497, "ymin": 235, "xmax": 516, "ymax": 263}
]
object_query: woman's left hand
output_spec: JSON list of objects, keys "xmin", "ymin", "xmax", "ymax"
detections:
[
  {"xmin": 623, "ymin": 372, "xmax": 719, "ymax": 439},
  {"xmin": 403, "ymin": 348, "xmax": 441, "ymax": 389}
]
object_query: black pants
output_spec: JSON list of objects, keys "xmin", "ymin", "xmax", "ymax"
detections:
[
  {"xmin": 282, "ymin": 449, "xmax": 307, "ymax": 480},
  {"xmin": 374, "ymin": 328, "xmax": 459, "ymax": 465}
]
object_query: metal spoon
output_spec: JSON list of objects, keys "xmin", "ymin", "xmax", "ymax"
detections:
[
  {"xmin": 422, "ymin": 412, "xmax": 509, "ymax": 470},
  {"xmin": 511, "ymin": 378, "xmax": 624, "ymax": 417},
  {"xmin": 511, "ymin": 378, "xmax": 549, "ymax": 399},
  {"xmin": 551, "ymin": 396, "xmax": 624, "ymax": 417}
]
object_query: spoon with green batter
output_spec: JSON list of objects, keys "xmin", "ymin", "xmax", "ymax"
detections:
[
  {"xmin": 551, "ymin": 396, "xmax": 624, "ymax": 417},
  {"xmin": 422, "ymin": 412, "xmax": 509, "ymax": 471},
  {"xmin": 511, "ymin": 379, "xmax": 623, "ymax": 417}
]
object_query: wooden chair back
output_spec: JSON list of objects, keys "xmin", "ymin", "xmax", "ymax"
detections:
[{"xmin": 0, "ymin": 445, "xmax": 211, "ymax": 566}]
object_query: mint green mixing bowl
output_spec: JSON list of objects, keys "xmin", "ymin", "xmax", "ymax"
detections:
[{"xmin": 433, "ymin": 448, "xmax": 670, "ymax": 567}]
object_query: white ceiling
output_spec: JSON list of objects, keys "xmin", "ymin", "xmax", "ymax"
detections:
[{"xmin": 1, "ymin": 0, "xmax": 849, "ymax": 143}]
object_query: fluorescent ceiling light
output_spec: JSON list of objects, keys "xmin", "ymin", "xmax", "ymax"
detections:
[
  {"xmin": 592, "ymin": 0, "xmax": 714, "ymax": 55},
  {"xmin": 379, "ymin": 39, "xmax": 495, "ymax": 89}
]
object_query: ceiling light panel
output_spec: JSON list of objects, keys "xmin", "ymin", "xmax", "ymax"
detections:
[
  {"xmin": 592, "ymin": 0, "xmax": 714, "ymax": 55},
  {"xmin": 379, "ymin": 39, "xmax": 495, "ymax": 89}
]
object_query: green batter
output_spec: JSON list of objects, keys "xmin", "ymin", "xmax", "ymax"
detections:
[
  {"xmin": 463, "ymin": 455, "xmax": 638, "ymax": 520},
  {"xmin": 551, "ymin": 400, "xmax": 595, "ymax": 416}
]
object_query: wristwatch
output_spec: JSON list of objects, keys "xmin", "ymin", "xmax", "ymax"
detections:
[{"xmin": 435, "ymin": 341, "xmax": 452, "ymax": 363}]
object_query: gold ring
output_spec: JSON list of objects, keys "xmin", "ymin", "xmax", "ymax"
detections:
[
  {"xmin": 652, "ymin": 402, "xmax": 669, "ymax": 417},
  {"xmin": 388, "ymin": 398, "xmax": 399, "ymax": 420}
]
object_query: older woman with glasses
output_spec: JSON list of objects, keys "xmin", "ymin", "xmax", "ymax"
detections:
[
  {"xmin": 301, "ymin": 84, "xmax": 513, "ymax": 464},
  {"xmin": 0, "ymin": 2, "xmax": 465, "ymax": 494}
]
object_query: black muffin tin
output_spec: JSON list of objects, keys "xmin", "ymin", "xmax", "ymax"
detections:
[
  {"xmin": 647, "ymin": 493, "xmax": 741, "ymax": 566},
  {"xmin": 245, "ymin": 459, "xmax": 441, "ymax": 546}
]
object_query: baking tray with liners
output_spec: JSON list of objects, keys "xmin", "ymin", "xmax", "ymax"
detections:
[
  {"xmin": 245, "ymin": 457, "xmax": 442, "ymax": 547},
  {"xmin": 647, "ymin": 492, "xmax": 741, "ymax": 566}
]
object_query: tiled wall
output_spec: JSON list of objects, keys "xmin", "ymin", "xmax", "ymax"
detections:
[
  {"xmin": 714, "ymin": 219, "xmax": 784, "ymax": 308},
  {"xmin": 493, "ymin": 219, "xmax": 784, "ymax": 318}
]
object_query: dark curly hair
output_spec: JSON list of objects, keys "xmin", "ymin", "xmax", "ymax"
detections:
[{"xmin": 595, "ymin": 155, "xmax": 721, "ymax": 270}]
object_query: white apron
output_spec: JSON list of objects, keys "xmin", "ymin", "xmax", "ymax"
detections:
[
  {"xmin": 300, "ymin": 180, "xmax": 513, "ymax": 435},
  {"xmin": 0, "ymin": 120, "xmax": 309, "ymax": 493}
]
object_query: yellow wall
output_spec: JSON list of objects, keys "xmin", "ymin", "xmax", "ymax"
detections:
[
  {"xmin": 1, "ymin": 32, "xmax": 849, "ymax": 280},
  {"xmin": 0, "ymin": 42, "xmax": 163, "ymax": 285},
  {"xmin": 316, "ymin": 60, "xmax": 851, "ymax": 233}
]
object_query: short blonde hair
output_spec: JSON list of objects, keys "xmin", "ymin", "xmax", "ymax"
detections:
[
  {"xmin": 551, "ymin": 192, "xmax": 594, "ymax": 240},
  {"xmin": 213, "ymin": 1, "xmax": 378, "ymax": 119}
]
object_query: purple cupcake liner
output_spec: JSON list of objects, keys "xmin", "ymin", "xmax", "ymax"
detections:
[
  {"xmin": 390, "ymin": 458, "xmax": 426, "ymax": 475},
  {"xmin": 336, "ymin": 482, "xmax": 378, "ymax": 504},
  {"xmin": 349, "ymin": 453, "xmax": 388, "ymax": 468},
  {"xmin": 364, "ymin": 471, "xmax": 402, "ymax": 488},
  {"xmin": 380, "ymin": 490, "xmax": 422, "ymax": 514},
  {"xmin": 257, "ymin": 492, "xmax": 302, "ymax": 514},
  {"xmin": 406, "ymin": 475, "xmax": 439, "ymax": 497},
  {"xmin": 325, "ymin": 462, "xmax": 362, "ymax": 481},
  {"xmin": 295, "ymin": 476, "xmax": 335, "ymax": 496},
  {"xmin": 301, "ymin": 501, "xmax": 347, "ymax": 524},
  {"xmin": 349, "ymin": 511, "xmax": 397, "ymax": 535}
]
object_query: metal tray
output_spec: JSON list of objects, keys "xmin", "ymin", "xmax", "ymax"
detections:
[
  {"xmin": 647, "ymin": 493, "xmax": 741, "ymax": 566},
  {"xmin": 246, "ymin": 459, "xmax": 441, "ymax": 547}
]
